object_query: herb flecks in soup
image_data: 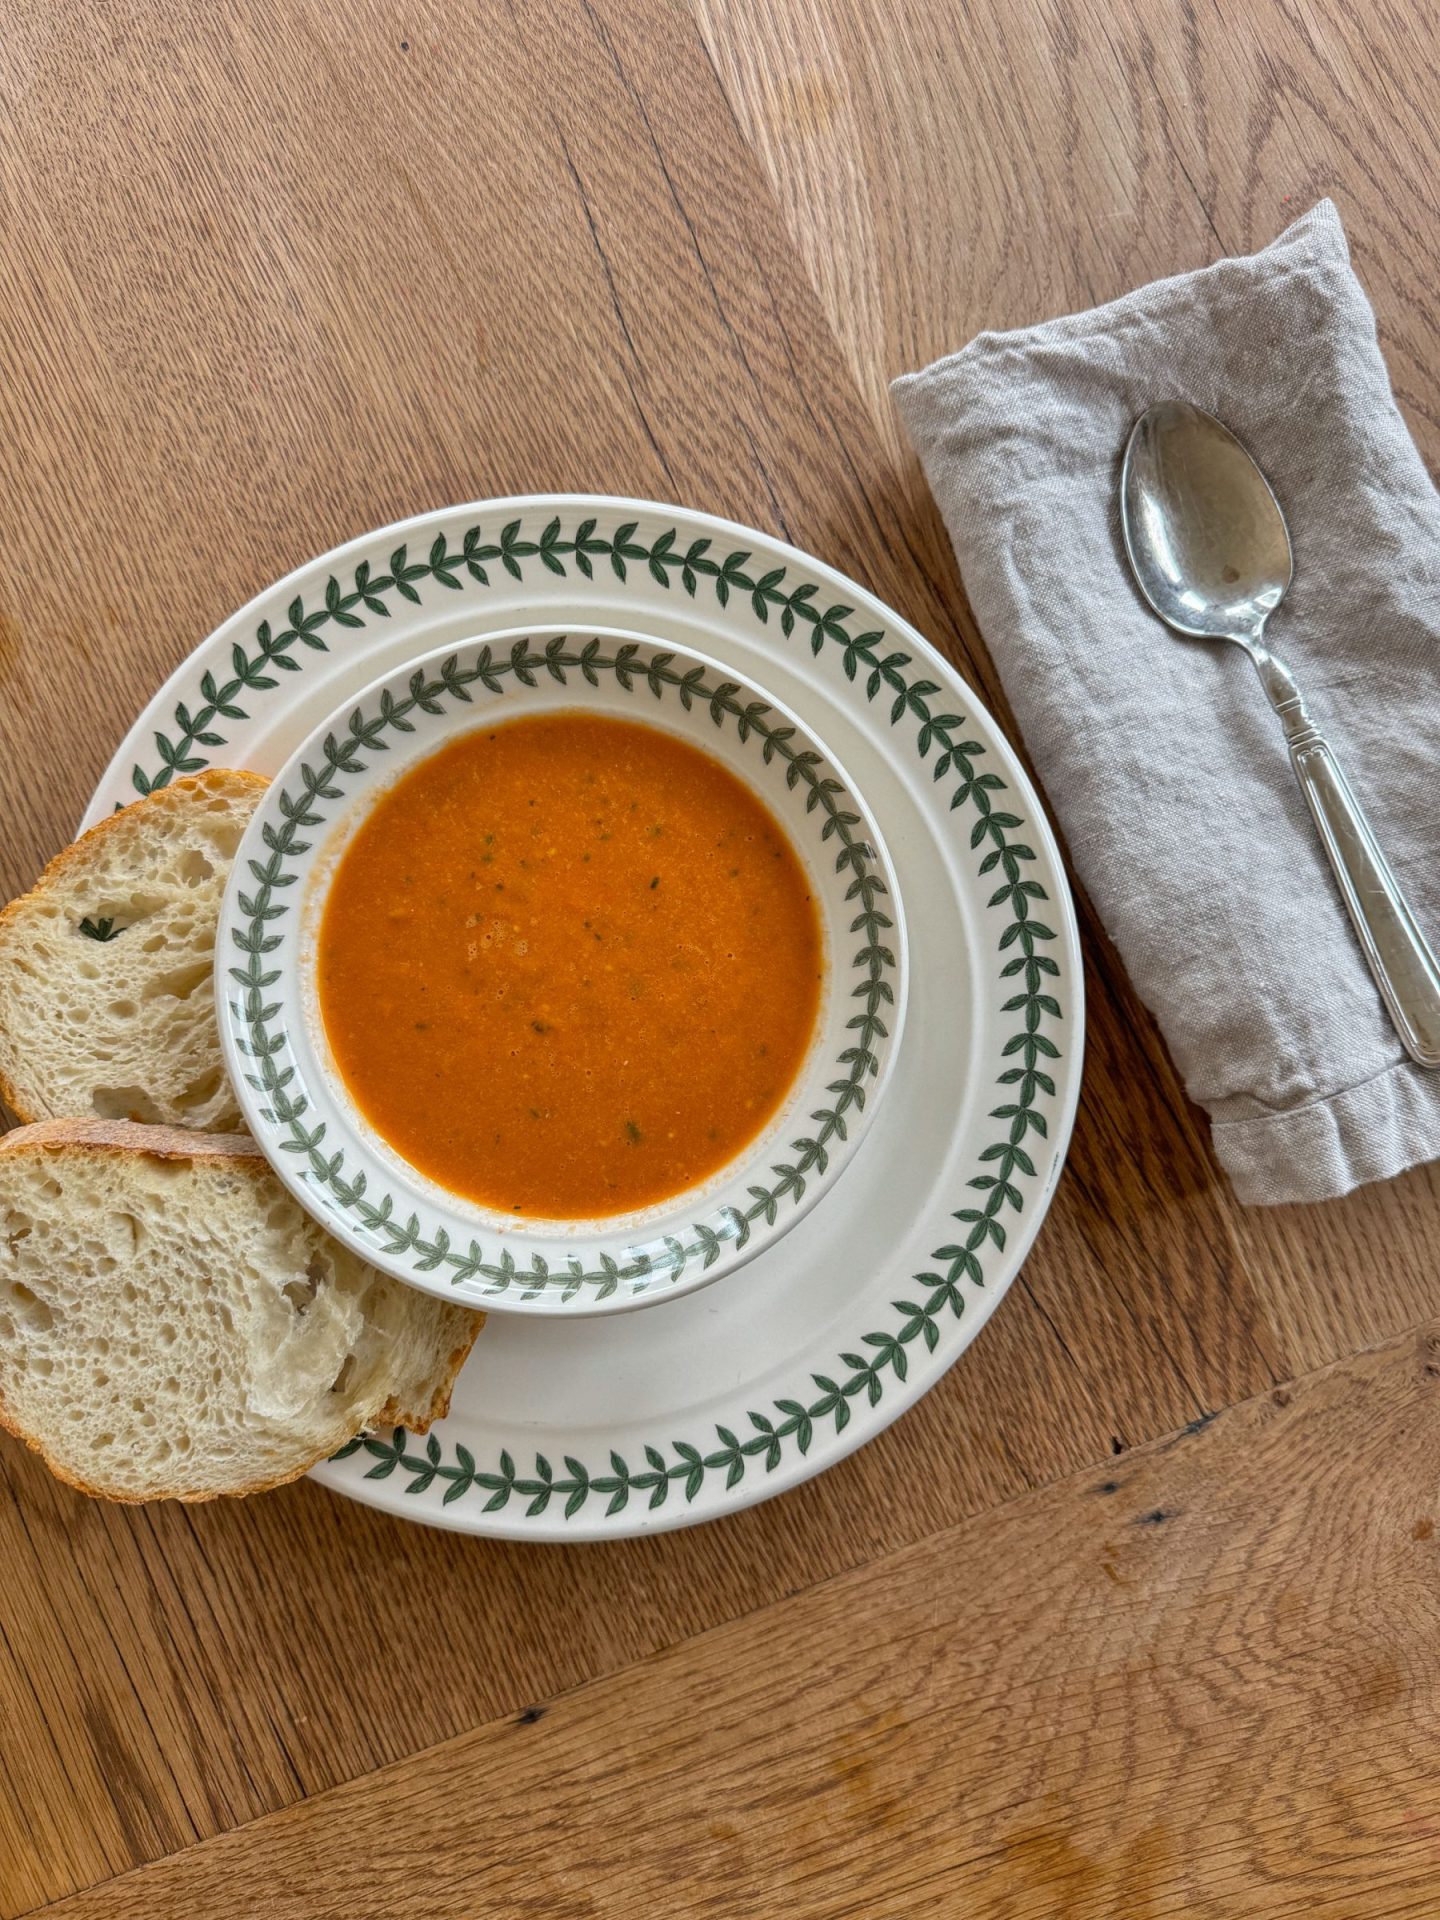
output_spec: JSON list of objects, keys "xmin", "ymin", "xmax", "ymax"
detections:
[{"xmin": 317, "ymin": 712, "xmax": 824, "ymax": 1218}]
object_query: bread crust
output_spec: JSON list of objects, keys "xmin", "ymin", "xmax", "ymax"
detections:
[
  {"xmin": 380, "ymin": 1322, "xmax": 483, "ymax": 1434},
  {"xmin": 0, "ymin": 1116, "xmax": 265, "ymax": 1161},
  {"xmin": 0, "ymin": 1396, "xmax": 350, "ymax": 1504},
  {"xmin": 0, "ymin": 768, "xmax": 268, "ymax": 1126},
  {"xmin": 0, "ymin": 1116, "xmax": 482, "ymax": 1501}
]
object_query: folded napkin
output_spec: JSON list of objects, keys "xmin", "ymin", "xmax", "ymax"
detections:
[{"xmin": 894, "ymin": 201, "xmax": 1440, "ymax": 1205}]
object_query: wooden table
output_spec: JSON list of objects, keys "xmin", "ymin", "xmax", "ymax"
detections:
[{"xmin": 4, "ymin": 3, "xmax": 1439, "ymax": 1913}]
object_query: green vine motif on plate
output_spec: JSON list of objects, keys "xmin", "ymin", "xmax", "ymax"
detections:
[
  {"xmin": 131, "ymin": 511, "xmax": 1063, "ymax": 1519},
  {"xmin": 229, "ymin": 638, "xmax": 896, "ymax": 1302}
]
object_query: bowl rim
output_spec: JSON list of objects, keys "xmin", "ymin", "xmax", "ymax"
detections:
[{"xmin": 216, "ymin": 622, "xmax": 910, "ymax": 1317}]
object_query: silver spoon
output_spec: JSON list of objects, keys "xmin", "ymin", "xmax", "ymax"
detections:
[{"xmin": 1121, "ymin": 399, "xmax": 1440, "ymax": 1068}]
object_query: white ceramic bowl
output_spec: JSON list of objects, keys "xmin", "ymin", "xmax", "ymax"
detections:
[{"xmin": 217, "ymin": 627, "xmax": 908, "ymax": 1316}]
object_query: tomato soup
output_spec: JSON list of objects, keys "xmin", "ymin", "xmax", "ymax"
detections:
[{"xmin": 317, "ymin": 712, "xmax": 824, "ymax": 1218}]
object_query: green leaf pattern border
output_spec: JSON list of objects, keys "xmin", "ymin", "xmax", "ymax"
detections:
[
  {"xmin": 131, "ymin": 511, "xmax": 1065, "ymax": 1525},
  {"xmin": 228, "ymin": 636, "xmax": 899, "ymax": 1303}
]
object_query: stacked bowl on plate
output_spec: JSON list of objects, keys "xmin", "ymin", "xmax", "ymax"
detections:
[{"xmin": 2, "ymin": 498, "xmax": 1079, "ymax": 1535}]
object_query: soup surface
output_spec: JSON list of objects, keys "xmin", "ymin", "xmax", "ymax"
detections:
[{"xmin": 317, "ymin": 711, "xmax": 824, "ymax": 1218}]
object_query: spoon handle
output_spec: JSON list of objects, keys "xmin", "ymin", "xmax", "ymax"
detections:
[{"xmin": 1259, "ymin": 652, "xmax": 1440, "ymax": 1067}]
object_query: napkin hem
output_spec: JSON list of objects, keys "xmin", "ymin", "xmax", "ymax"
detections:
[{"xmin": 1209, "ymin": 1056, "xmax": 1440, "ymax": 1205}]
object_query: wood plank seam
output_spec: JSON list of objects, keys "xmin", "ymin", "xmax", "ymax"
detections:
[{"xmin": 23, "ymin": 1316, "xmax": 1440, "ymax": 1919}]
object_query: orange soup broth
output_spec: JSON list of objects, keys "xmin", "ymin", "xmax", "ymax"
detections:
[{"xmin": 317, "ymin": 711, "xmax": 825, "ymax": 1218}]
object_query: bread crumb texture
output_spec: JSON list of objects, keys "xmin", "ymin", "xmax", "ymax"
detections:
[
  {"xmin": 0, "ymin": 769, "xmax": 266, "ymax": 1131},
  {"xmin": 0, "ymin": 1120, "xmax": 482, "ymax": 1501}
]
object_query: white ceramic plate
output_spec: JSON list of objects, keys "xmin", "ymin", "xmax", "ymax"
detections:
[
  {"xmin": 83, "ymin": 497, "xmax": 1083, "ymax": 1539},
  {"xmin": 216, "ymin": 627, "xmax": 907, "ymax": 1316}
]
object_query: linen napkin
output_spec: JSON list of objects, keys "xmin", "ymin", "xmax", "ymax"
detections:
[{"xmin": 893, "ymin": 202, "xmax": 1440, "ymax": 1205}]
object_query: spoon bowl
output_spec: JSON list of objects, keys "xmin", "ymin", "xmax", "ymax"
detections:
[{"xmin": 1121, "ymin": 401, "xmax": 1292, "ymax": 641}]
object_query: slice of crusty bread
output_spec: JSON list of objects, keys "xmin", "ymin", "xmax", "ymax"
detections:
[
  {"xmin": 0, "ymin": 770, "xmax": 265, "ymax": 1133},
  {"xmin": 0, "ymin": 1119, "xmax": 482, "ymax": 1502}
]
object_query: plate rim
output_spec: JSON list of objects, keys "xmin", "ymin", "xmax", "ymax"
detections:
[{"xmin": 85, "ymin": 492, "xmax": 1085, "ymax": 1540}]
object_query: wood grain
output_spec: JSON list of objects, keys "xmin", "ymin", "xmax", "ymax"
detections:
[
  {"xmin": 37, "ymin": 1325, "xmax": 1440, "ymax": 1920},
  {"xmin": 1, "ymin": 0, "xmax": 1439, "ymax": 1911},
  {"xmin": 693, "ymin": 0, "xmax": 1440, "ymax": 469}
]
